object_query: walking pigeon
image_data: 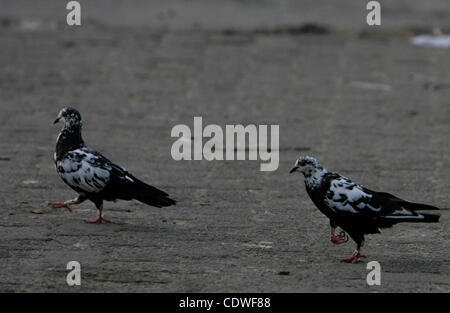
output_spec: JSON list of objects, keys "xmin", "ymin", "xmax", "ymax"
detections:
[
  {"xmin": 290, "ymin": 156, "xmax": 440, "ymax": 263},
  {"xmin": 48, "ymin": 107, "xmax": 176, "ymax": 223}
]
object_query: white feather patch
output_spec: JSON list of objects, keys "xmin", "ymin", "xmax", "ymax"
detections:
[
  {"xmin": 57, "ymin": 149, "xmax": 111, "ymax": 193},
  {"xmin": 324, "ymin": 177, "xmax": 380, "ymax": 214}
]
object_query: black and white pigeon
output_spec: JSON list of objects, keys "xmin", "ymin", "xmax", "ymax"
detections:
[
  {"xmin": 290, "ymin": 156, "xmax": 440, "ymax": 263},
  {"xmin": 48, "ymin": 107, "xmax": 176, "ymax": 223}
]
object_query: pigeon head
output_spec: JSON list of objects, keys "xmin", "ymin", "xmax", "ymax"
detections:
[
  {"xmin": 289, "ymin": 156, "xmax": 324, "ymax": 177},
  {"xmin": 54, "ymin": 107, "xmax": 82, "ymax": 128}
]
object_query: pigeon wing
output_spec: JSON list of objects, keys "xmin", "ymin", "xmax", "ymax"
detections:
[
  {"xmin": 101, "ymin": 164, "xmax": 176, "ymax": 207},
  {"xmin": 56, "ymin": 148, "xmax": 111, "ymax": 194},
  {"xmin": 57, "ymin": 147, "xmax": 175, "ymax": 207},
  {"xmin": 81, "ymin": 149, "xmax": 176, "ymax": 207},
  {"xmin": 323, "ymin": 175, "xmax": 397, "ymax": 217}
]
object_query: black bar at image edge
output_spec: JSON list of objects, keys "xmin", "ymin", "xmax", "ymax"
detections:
[{"xmin": 0, "ymin": 293, "xmax": 443, "ymax": 311}]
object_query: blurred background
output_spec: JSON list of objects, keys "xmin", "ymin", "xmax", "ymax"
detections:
[{"xmin": 0, "ymin": 0, "xmax": 449, "ymax": 30}]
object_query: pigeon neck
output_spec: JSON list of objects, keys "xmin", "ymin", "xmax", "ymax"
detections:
[
  {"xmin": 304, "ymin": 168, "xmax": 327, "ymax": 189},
  {"xmin": 55, "ymin": 124, "xmax": 85, "ymax": 160}
]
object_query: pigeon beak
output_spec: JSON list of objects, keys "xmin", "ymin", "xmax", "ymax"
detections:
[
  {"xmin": 289, "ymin": 166, "xmax": 299, "ymax": 174},
  {"xmin": 53, "ymin": 117, "xmax": 61, "ymax": 124}
]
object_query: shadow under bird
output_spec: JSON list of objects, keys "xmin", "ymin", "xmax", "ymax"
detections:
[
  {"xmin": 49, "ymin": 107, "xmax": 176, "ymax": 223},
  {"xmin": 290, "ymin": 156, "xmax": 440, "ymax": 263}
]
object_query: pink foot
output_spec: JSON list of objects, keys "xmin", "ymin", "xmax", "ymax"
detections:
[
  {"xmin": 47, "ymin": 201, "xmax": 73, "ymax": 212},
  {"xmin": 341, "ymin": 254, "xmax": 366, "ymax": 263},
  {"xmin": 86, "ymin": 216, "xmax": 110, "ymax": 224},
  {"xmin": 330, "ymin": 233, "xmax": 347, "ymax": 245}
]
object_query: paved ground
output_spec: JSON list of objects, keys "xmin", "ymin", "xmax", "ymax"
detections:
[{"xmin": 0, "ymin": 1, "xmax": 449, "ymax": 292}]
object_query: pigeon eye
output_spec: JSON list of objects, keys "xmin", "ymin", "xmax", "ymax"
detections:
[{"xmin": 298, "ymin": 160, "xmax": 306, "ymax": 166}]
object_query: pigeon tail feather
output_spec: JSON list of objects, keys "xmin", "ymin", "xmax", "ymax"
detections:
[
  {"xmin": 397, "ymin": 201, "xmax": 440, "ymax": 211},
  {"xmin": 417, "ymin": 213, "xmax": 440, "ymax": 223},
  {"xmin": 374, "ymin": 192, "xmax": 440, "ymax": 211},
  {"xmin": 378, "ymin": 212, "xmax": 440, "ymax": 228},
  {"xmin": 133, "ymin": 180, "xmax": 176, "ymax": 208}
]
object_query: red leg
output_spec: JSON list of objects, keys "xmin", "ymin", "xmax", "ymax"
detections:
[
  {"xmin": 87, "ymin": 207, "xmax": 110, "ymax": 224},
  {"xmin": 341, "ymin": 251, "xmax": 366, "ymax": 263},
  {"xmin": 47, "ymin": 201, "xmax": 73, "ymax": 212},
  {"xmin": 47, "ymin": 196, "xmax": 85, "ymax": 213},
  {"xmin": 330, "ymin": 228, "xmax": 347, "ymax": 245}
]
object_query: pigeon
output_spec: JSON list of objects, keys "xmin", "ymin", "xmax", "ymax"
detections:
[
  {"xmin": 48, "ymin": 107, "xmax": 176, "ymax": 223},
  {"xmin": 290, "ymin": 156, "xmax": 440, "ymax": 263}
]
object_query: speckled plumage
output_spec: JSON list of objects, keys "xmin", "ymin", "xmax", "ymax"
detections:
[
  {"xmin": 50, "ymin": 107, "xmax": 175, "ymax": 223},
  {"xmin": 290, "ymin": 156, "xmax": 440, "ymax": 262}
]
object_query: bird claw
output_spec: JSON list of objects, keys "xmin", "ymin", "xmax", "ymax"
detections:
[
  {"xmin": 86, "ymin": 216, "xmax": 110, "ymax": 224},
  {"xmin": 330, "ymin": 236, "xmax": 347, "ymax": 244},
  {"xmin": 330, "ymin": 231, "xmax": 348, "ymax": 245},
  {"xmin": 47, "ymin": 201, "xmax": 73, "ymax": 212},
  {"xmin": 341, "ymin": 254, "xmax": 366, "ymax": 263}
]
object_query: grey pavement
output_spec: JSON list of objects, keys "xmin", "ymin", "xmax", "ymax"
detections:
[{"xmin": 0, "ymin": 1, "xmax": 449, "ymax": 292}]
